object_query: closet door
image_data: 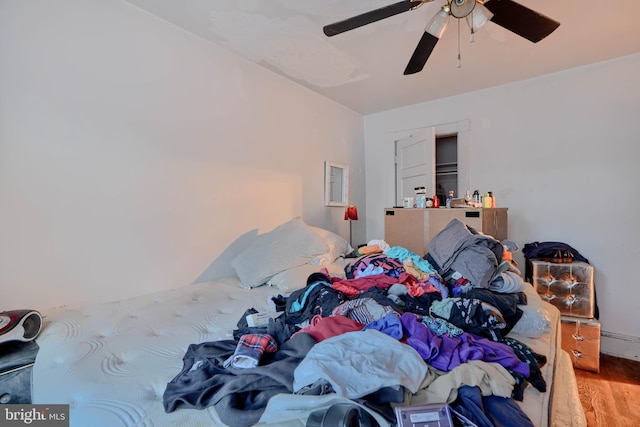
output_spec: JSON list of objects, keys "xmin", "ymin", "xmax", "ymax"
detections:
[{"xmin": 395, "ymin": 129, "xmax": 435, "ymax": 206}]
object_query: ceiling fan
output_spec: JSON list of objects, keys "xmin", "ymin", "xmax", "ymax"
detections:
[{"xmin": 323, "ymin": 0, "xmax": 560, "ymax": 75}]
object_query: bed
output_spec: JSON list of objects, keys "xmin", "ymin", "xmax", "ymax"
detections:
[{"xmin": 31, "ymin": 217, "xmax": 587, "ymax": 427}]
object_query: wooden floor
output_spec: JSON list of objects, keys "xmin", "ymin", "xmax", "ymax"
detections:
[{"xmin": 574, "ymin": 353, "xmax": 640, "ymax": 427}]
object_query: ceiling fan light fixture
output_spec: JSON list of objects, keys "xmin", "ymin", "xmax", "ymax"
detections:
[
  {"xmin": 466, "ymin": 2, "xmax": 493, "ymax": 33},
  {"xmin": 449, "ymin": 0, "xmax": 476, "ymax": 18},
  {"xmin": 425, "ymin": 6, "xmax": 450, "ymax": 38}
]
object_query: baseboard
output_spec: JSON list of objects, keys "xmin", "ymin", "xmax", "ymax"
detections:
[{"xmin": 601, "ymin": 330, "xmax": 640, "ymax": 361}]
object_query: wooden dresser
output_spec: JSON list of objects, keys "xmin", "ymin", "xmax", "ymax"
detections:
[{"xmin": 384, "ymin": 207, "xmax": 508, "ymax": 255}]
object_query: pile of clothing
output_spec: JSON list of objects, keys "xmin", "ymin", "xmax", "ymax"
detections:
[{"xmin": 163, "ymin": 219, "xmax": 545, "ymax": 427}]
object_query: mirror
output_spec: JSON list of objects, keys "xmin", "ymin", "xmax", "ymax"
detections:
[{"xmin": 324, "ymin": 161, "xmax": 349, "ymax": 206}]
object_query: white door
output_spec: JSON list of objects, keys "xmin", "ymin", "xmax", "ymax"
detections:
[{"xmin": 395, "ymin": 128, "xmax": 435, "ymax": 206}]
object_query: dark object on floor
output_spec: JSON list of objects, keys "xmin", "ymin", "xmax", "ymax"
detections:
[
  {"xmin": 0, "ymin": 310, "xmax": 43, "ymax": 344},
  {"xmin": 0, "ymin": 340, "xmax": 40, "ymax": 403}
]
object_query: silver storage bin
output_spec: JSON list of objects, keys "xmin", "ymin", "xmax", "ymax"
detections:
[{"xmin": 531, "ymin": 260, "xmax": 595, "ymax": 318}]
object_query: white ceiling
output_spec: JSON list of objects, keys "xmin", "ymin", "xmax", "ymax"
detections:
[{"xmin": 126, "ymin": 0, "xmax": 640, "ymax": 115}]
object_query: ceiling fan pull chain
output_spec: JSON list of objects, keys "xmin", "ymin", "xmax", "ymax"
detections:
[{"xmin": 457, "ymin": 18, "xmax": 462, "ymax": 68}]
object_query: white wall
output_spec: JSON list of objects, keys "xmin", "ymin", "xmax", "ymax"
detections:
[
  {"xmin": 364, "ymin": 53, "xmax": 640, "ymax": 359},
  {"xmin": 0, "ymin": 0, "xmax": 365, "ymax": 311}
]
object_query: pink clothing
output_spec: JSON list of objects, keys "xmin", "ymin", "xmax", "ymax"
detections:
[
  {"xmin": 333, "ymin": 272, "xmax": 414, "ymax": 292},
  {"xmin": 296, "ymin": 315, "xmax": 364, "ymax": 342}
]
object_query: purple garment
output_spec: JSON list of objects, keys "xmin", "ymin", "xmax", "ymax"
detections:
[
  {"xmin": 362, "ymin": 313, "xmax": 403, "ymax": 339},
  {"xmin": 399, "ymin": 313, "xmax": 530, "ymax": 377}
]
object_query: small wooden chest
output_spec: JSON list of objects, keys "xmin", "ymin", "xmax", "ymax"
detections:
[{"xmin": 560, "ymin": 316, "xmax": 601, "ymax": 373}]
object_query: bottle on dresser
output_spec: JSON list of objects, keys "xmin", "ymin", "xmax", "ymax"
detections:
[{"xmin": 483, "ymin": 192, "xmax": 492, "ymax": 208}]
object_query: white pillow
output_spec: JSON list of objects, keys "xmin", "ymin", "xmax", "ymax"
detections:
[
  {"xmin": 509, "ymin": 284, "xmax": 552, "ymax": 338},
  {"xmin": 308, "ymin": 226, "xmax": 352, "ymax": 265},
  {"xmin": 267, "ymin": 259, "xmax": 347, "ymax": 292},
  {"xmin": 231, "ymin": 217, "xmax": 329, "ymax": 288}
]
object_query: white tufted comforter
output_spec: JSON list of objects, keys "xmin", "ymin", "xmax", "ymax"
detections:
[{"xmin": 32, "ymin": 277, "xmax": 586, "ymax": 427}]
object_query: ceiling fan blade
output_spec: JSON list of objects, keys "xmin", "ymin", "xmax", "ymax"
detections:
[
  {"xmin": 484, "ymin": 0, "xmax": 560, "ymax": 43},
  {"xmin": 404, "ymin": 32, "xmax": 439, "ymax": 75},
  {"xmin": 323, "ymin": 0, "xmax": 418, "ymax": 37}
]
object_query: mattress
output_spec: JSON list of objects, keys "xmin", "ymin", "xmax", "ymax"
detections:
[
  {"xmin": 32, "ymin": 277, "xmax": 586, "ymax": 427},
  {"xmin": 510, "ymin": 299, "xmax": 586, "ymax": 427},
  {"xmin": 33, "ymin": 278, "xmax": 274, "ymax": 427}
]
